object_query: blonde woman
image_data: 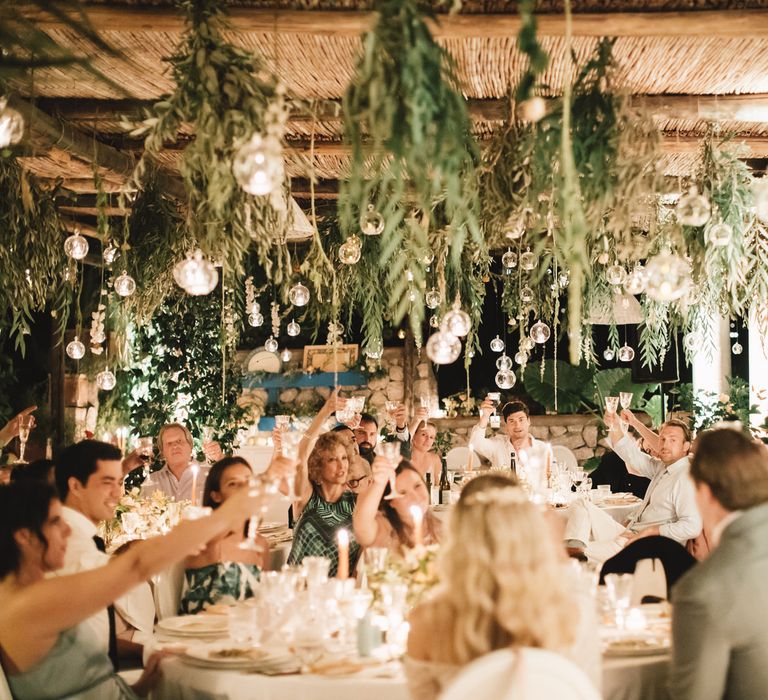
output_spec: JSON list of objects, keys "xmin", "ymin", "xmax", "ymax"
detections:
[
  {"xmin": 408, "ymin": 421, "xmax": 442, "ymax": 485},
  {"xmin": 405, "ymin": 474, "xmax": 600, "ymax": 700}
]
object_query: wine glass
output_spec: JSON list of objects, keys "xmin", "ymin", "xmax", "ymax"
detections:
[
  {"xmin": 201, "ymin": 426, "xmax": 215, "ymax": 463},
  {"xmin": 377, "ymin": 441, "xmax": 402, "ymax": 500},
  {"xmin": 487, "ymin": 392, "xmax": 501, "ymax": 429},
  {"xmin": 619, "ymin": 392, "xmax": 633, "ymax": 410},
  {"xmin": 604, "ymin": 396, "xmax": 619, "ymax": 415},
  {"xmin": 280, "ymin": 431, "xmax": 303, "ymax": 502},
  {"xmin": 17, "ymin": 415, "xmax": 33, "ymax": 464},
  {"xmin": 137, "ymin": 436, "xmax": 154, "ymax": 480},
  {"xmin": 239, "ymin": 479, "xmax": 270, "ymax": 552},
  {"xmin": 385, "ymin": 401, "xmax": 399, "ymax": 431},
  {"xmin": 346, "ymin": 396, "xmax": 365, "ymax": 429},
  {"xmin": 275, "ymin": 415, "xmax": 290, "ymax": 432},
  {"xmin": 605, "ymin": 573, "xmax": 634, "ymax": 629}
]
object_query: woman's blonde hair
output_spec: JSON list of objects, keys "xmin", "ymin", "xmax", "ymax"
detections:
[
  {"xmin": 307, "ymin": 431, "xmax": 356, "ymax": 485},
  {"xmin": 436, "ymin": 474, "xmax": 577, "ymax": 665}
]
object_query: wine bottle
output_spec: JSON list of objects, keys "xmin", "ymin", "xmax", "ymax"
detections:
[
  {"xmin": 439, "ymin": 460, "xmax": 451, "ymax": 505},
  {"xmin": 510, "ymin": 453, "xmax": 517, "ymax": 477},
  {"xmin": 425, "ymin": 472, "xmax": 434, "ymax": 505}
]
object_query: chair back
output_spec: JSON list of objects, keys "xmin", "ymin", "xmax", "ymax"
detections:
[
  {"xmin": 552, "ymin": 445, "xmax": 579, "ymax": 472},
  {"xmin": 630, "ymin": 558, "xmax": 668, "ymax": 605},
  {"xmin": 445, "ymin": 446, "xmax": 476, "ymax": 471},
  {"xmin": 152, "ymin": 560, "xmax": 186, "ymax": 619},
  {"xmin": 441, "ymin": 647, "xmax": 600, "ymax": 700},
  {"xmin": 0, "ymin": 661, "xmax": 12, "ymax": 700}
]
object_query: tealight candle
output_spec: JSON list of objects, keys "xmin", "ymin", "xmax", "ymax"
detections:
[
  {"xmin": 410, "ymin": 505, "xmax": 424, "ymax": 547},
  {"xmin": 190, "ymin": 463, "xmax": 199, "ymax": 507},
  {"xmin": 337, "ymin": 528, "xmax": 350, "ymax": 579},
  {"xmin": 625, "ymin": 607, "xmax": 648, "ymax": 633}
]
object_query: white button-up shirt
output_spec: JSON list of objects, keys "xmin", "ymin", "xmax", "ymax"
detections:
[
  {"xmin": 468, "ymin": 425, "xmax": 552, "ymax": 470},
  {"xmin": 143, "ymin": 462, "xmax": 208, "ymax": 502},
  {"xmin": 611, "ymin": 435, "xmax": 702, "ymax": 543}
]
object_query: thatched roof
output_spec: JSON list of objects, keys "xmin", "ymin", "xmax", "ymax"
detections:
[{"xmin": 10, "ymin": 0, "xmax": 768, "ymax": 237}]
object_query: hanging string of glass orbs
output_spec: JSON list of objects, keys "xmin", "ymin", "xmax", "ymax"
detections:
[
  {"xmin": 173, "ymin": 249, "xmax": 219, "ymax": 295},
  {"xmin": 245, "ymin": 277, "xmax": 264, "ymax": 327}
]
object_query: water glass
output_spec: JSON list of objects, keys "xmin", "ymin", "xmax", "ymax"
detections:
[
  {"xmin": 619, "ymin": 392, "xmax": 633, "ymax": 410},
  {"xmin": 228, "ymin": 603, "xmax": 256, "ymax": 644},
  {"xmin": 303, "ymin": 556, "xmax": 331, "ymax": 589},
  {"xmin": 363, "ymin": 547, "xmax": 388, "ymax": 573},
  {"xmin": 605, "ymin": 573, "xmax": 634, "ymax": 628}
]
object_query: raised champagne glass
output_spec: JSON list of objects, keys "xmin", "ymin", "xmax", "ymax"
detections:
[
  {"xmin": 378, "ymin": 440, "xmax": 403, "ymax": 500},
  {"xmin": 17, "ymin": 415, "xmax": 33, "ymax": 464}
]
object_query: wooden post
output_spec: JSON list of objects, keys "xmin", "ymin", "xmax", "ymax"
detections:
[
  {"xmin": 403, "ymin": 327, "xmax": 416, "ymax": 419},
  {"xmin": 49, "ymin": 324, "xmax": 65, "ymax": 454}
]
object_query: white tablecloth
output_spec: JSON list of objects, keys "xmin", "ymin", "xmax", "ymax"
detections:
[{"xmin": 152, "ymin": 651, "xmax": 669, "ymax": 700}]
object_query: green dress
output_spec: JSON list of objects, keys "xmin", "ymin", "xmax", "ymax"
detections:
[
  {"xmin": 287, "ymin": 486, "xmax": 360, "ymax": 577},
  {"xmin": 7, "ymin": 622, "xmax": 137, "ymax": 699},
  {"xmin": 179, "ymin": 561, "xmax": 261, "ymax": 614}
]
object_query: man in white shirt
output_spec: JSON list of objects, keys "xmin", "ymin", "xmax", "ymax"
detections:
[
  {"xmin": 55, "ymin": 440, "xmax": 155, "ymax": 667},
  {"xmin": 469, "ymin": 398, "xmax": 551, "ymax": 472},
  {"xmin": 564, "ymin": 414, "xmax": 701, "ymax": 562}
]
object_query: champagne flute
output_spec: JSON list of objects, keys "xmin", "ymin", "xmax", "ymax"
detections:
[
  {"xmin": 385, "ymin": 401, "xmax": 399, "ymax": 432},
  {"xmin": 275, "ymin": 415, "xmax": 291, "ymax": 432},
  {"xmin": 17, "ymin": 415, "xmax": 33, "ymax": 464},
  {"xmin": 280, "ymin": 431, "xmax": 303, "ymax": 502},
  {"xmin": 239, "ymin": 479, "xmax": 270, "ymax": 552},
  {"xmin": 377, "ymin": 440, "xmax": 403, "ymax": 500},
  {"xmin": 487, "ymin": 392, "xmax": 501, "ymax": 429},
  {"xmin": 137, "ymin": 436, "xmax": 154, "ymax": 480},
  {"xmin": 201, "ymin": 426, "xmax": 215, "ymax": 463},
  {"xmin": 619, "ymin": 392, "xmax": 633, "ymax": 410},
  {"xmin": 604, "ymin": 396, "xmax": 619, "ymax": 415}
]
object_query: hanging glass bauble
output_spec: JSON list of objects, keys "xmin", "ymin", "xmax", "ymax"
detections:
[
  {"xmin": 514, "ymin": 351, "xmax": 529, "ymax": 365},
  {"xmin": 232, "ymin": 133, "xmax": 283, "ymax": 196},
  {"xmin": 683, "ymin": 333, "xmax": 698, "ymax": 352},
  {"xmin": 490, "ymin": 335, "xmax": 505, "ymax": 353},
  {"xmin": 496, "ymin": 354, "xmax": 513, "ymax": 371},
  {"xmin": 64, "ymin": 232, "xmax": 89, "ymax": 260},
  {"xmin": 754, "ymin": 179, "xmax": 768, "ymax": 223},
  {"xmin": 265, "ymin": 336, "xmax": 279, "ymax": 353},
  {"xmin": 618, "ymin": 344, "xmax": 635, "ymax": 362},
  {"xmin": 360, "ymin": 204, "xmax": 385, "ymax": 236},
  {"xmin": 530, "ymin": 320, "xmax": 551, "ymax": 344},
  {"xmin": 520, "ymin": 248, "xmax": 537, "ymax": 271},
  {"xmin": 0, "ymin": 98, "xmax": 25, "ymax": 148},
  {"xmin": 425, "ymin": 288, "xmax": 441, "ymax": 309},
  {"xmin": 558, "ymin": 271, "xmax": 570, "ymax": 288},
  {"xmin": 338, "ymin": 235, "xmax": 362, "ymax": 265},
  {"xmin": 248, "ymin": 311, "xmax": 264, "ymax": 327},
  {"xmin": 421, "ymin": 250, "xmax": 434, "ymax": 265},
  {"xmin": 644, "ymin": 249, "xmax": 691, "ymax": 302},
  {"xmin": 287, "ymin": 320, "xmax": 300, "ymax": 336},
  {"xmin": 517, "ymin": 96, "xmax": 546, "ymax": 123},
  {"xmin": 676, "ymin": 186, "xmax": 711, "ymax": 227},
  {"xmin": 520, "ymin": 286, "xmax": 535, "ymax": 304},
  {"xmin": 707, "ymin": 221, "xmax": 733, "ymax": 247},
  {"xmin": 603, "ymin": 347, "xmax": 615, "ymax": 361},
  {"xmin": 426, "ymin": 330, "xmax": 461, "ymax": 365},
  {"xmin": 113, "ymin": 270, "xmax": 136, "ymax": 297},
  {"xmin": 280, "ymin": 348, "xmax": 292, "ymax": 363},
  {"xmin": 407, "ymin": 287, "xmax": 418, "ymax": 302},
  {"xmin": 606, "ymin": 263, "xmax": 626, "ymax": 286},
  {"xmin": 102, "ymin": 244, "xmax": 118, "ymax": 265},
  {"xmin": 66, "ymin": 337, "xmax": 86, "ymax": 360},
  {"xmin": 597, "ymin": 251, "xmax": 611, "ymax": 265},
  {"xmin": 288, "ymin": 282, "xmax": 310, "ymax": 307},
  {"xmin": 365, "ymin": 337, "xmax": 383, "ymax": 359},
  {"xmin": 173, "ymin": 250, "xmax": 219, "ymax": 295},
  {"xmin": 96, "ymin": 369, "xmax": 116, "ymax": 391},
  {"xmin": 495, "ymin": 369, "xmax": 517, "ymax": 390},
  {"xmin": 732, "ymin": 342, "xmax": 743, "ymax": 355},
  {"xmin": 501, "ymin": 249, "xmax": 518, "ymax": 270},
  {"xmin": 429, "ymin": 315, "xmax": 439, "ymax": 328},
  {"xmin": 624, "ymin": 264, "xmax": 647, "ymax": 295},
  {"xmin": 443, "ymin": 306, "xmax": 471, "ymax": 338}
]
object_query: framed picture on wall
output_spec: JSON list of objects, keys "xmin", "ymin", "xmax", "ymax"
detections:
[{"xmin": 303, "ymin": 344, "xmax": 359, "ymax": 373}]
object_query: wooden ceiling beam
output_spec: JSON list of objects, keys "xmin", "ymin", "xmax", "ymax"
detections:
[{"xmin": 21, "ymin": 5, "xmax": 768, "ymax": 38}]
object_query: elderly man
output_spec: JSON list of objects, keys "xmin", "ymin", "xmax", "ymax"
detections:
[
  {"xmin": 670, "ymin": 429, "xmax": 768, "ymax": 700},
  {"xmin": 565, "ymin": 412, "xmax": 701, "ymax": 562},
  {"xmin": 469, "ymin": 398, "xmax": 550, "ymax": 472}
]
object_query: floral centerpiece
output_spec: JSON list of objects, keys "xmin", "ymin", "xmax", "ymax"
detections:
[
  {"xmin": 441, "ymin": 392, "xmax": 479, "ymax": 418},
  {"xmin": 100, "ymin": 488, "xmax": 188, "ymax": 551},
  {"xmin": 367, "ymin": 544, "xmax": 441, "ymax": 610}
]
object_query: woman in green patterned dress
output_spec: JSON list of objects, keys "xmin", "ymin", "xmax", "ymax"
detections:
[
  {"xmin": 287, "ymin": 430, "xmax": 361, "ymax": 576},
  {"xmin": 180, "ymin": 457, "xmax": 268, "ymax": 614}
]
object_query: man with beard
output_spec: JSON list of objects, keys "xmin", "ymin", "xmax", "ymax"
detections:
[{"xmin": 354, "ymin": 413, "xmax": 379, "ymax": 465}]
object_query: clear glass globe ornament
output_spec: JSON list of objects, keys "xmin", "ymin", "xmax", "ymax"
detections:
[
  {"xmin": 265, "ymin": 336, "xmax": 279, "ymax": 353},
  {"xmin": 624, "ymin": 264, "xmax": 647, "ymax": 295},
  {"xmin": 421, "ymin": 250, "xmax": 434, "ymax": 266},
  {"xmin": 288, "ymin": 282, "xmax": 310, "ymax": 307},
  {"xmin": 496, "ymin": 354, "xmax": 513, "ymax": 371},
  {"xmin": 514, "ymin": 351, "xmax": 529, "ymax": 365},
  {"xmin": 754, "ymin": 179, "xmax": 768, "ymax": 223},
  {"xmin": 425, "ymin": 288, "xmax": 441, "ymax": 309},
  {"xmin": 530, "ymin": 320, "xmax": 551, "ymax": 344},
  {"xmin": 520, "ymin": 248, "xmax": 537, "ymax": 271},
  {"xmin": 732, "ymin": 342, "xmax": 743, "ymax": 355},
  {"xmin": 618, "ymin": 344, "xmax": 636, "ymax": 362},
  {"xmin": 102, "ymin": 244, "xmax": 118, "ymax": 265},
  {"xmin": 407, "ymin": 287, "xmax": 418, "ymax": 302},
  {"xmin": 521, "ymin": 337, "xmax": 535, "ymax": 352},
  {"xmin": 490, "ymin": 335, "xmax": 505, "ymax": 353},
  {"xmin": 64, "ymin": 232, "xmax": 89, "ymax": 260},
  {"xmin": 365, "ymin": 337, "xmax": 383, "ymax": 359},
  {"xmin": 644, "ymin": 249, "xmax": 691, "ymax": 302},
  {"xmin": 232, "ymin": 133, "xmax": 283, "ymax": 196},
  {"xmin": 280, "ymin": 348, "xmax": 292, "ymax": 363},
  {"xmin": 0, "ymin": 98, "xmax": 24, "ymax": 148},
  {"xmin": 360, "ymin": 203, "xmax": 385, "ymax": 236},
  {"xmin": 517, "ymin": 96, "xmax": 547, "ymax": 123},
  {"xmin": 173, "ymin": 250, "xmax": 219, "ymax": 295},
  {"xmin": 501, "ymin": 249, "xmax": 518, "ymax": 270},
  {"xmin": 495, "ymin": 369, "xmax": 517, "ymax": 390},
  {"xmin": 287, "ymin": 320, "xmax": 300, "ymax": 337},
  {"xmin": 442, "ymin": 305, "xmax": 471, "ymax": 338},
  {"xmin": 558, "ymin": 271, "xmax": 570, "ymax": 288},
  {"xmin": 603, "ymin": 348, "xmax": 615, "ymax": 361},
  {"xmin": 113, "ymin": 270, "xmax": 136, "ymax": 297},
  {"xmin": 247, "ymin": 311, "xmax": 264, "ymax": 327},
  {"xmin": 683, "ymin": 333, "xmax": 698, "ymax": 352},
  {"xmin": 339, "ymin": 235, "xmax": 362, "ymax": 265},
  {"xmin": 520, "ymin": 286, "xmax": 535, "ymax": 304},
  {"xmin": 66, "ymin": 337, "xmax": 86, "ymax": 360},
  {"xmin": 676, "ymin": 186, "xmax": 711, "ymax": 227},
  {"xmin": 606, "ymin": 263, "xmax": 626, "ymax": 286},
  {"xmin": 426, "ymin": 330, "xmax": 462, "ymax": 365},
  {"xmin": 429, "ymin": 315, "xmax": 439, "ymax": 328},
  {"xmin": 707, "ymin": 221, "xmax": 733, "ymax": 247},
  {"xmin": 96, "ymin": 369, "xmax": 116, "ymax": 391}
]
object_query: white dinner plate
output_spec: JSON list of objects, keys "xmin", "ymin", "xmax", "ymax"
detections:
[
  {"xmin": 182, "ymin": 643, "xmax": 268, "ymax": 669},
  {"xmin": 156, "ymin": 615, "xmax": 228, "ymax": 637}
]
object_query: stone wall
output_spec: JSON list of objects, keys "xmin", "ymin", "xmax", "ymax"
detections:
[{"xmin": 432, "ymin": 414, "xmax": 608, "ymax": 465}]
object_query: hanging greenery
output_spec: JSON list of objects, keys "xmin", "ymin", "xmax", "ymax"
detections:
[
  {"xmin": 128, "ymin": 0, "xmax": 291, "ymax": 281},
  {"xmin": 338, "ymin": 0, "xmax": 486, "ymax": 343},
  {"xmin": 0, "ymin": 156, "xmax": 72, "ymax": 353}
]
